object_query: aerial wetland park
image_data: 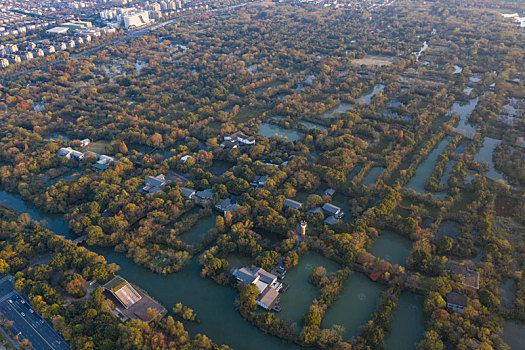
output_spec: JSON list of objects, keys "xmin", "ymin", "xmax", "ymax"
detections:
[{"xmin": 0, "ymin": 0, "xmax": 523, "ymax": 348}]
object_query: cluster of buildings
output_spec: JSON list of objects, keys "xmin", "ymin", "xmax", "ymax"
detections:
[
  {"xmin": 142, "ymin": 172, "xmax": 244, "ymax": 218},
  {"xmin": 0, "ymin": 19, "xmax": 115, "ymax": 69},
  {"xmin": 1, "ymin": 36, "xmax": 77, "ymax": 68},
  {"xmin": 233, "ymin": 267, "xmax": 285, "ymax": 311},
  {"xmin": 283, "ymin": 188, "xmax": 345, "ymax": 226},
  {"xmin": 99, "ymin": 0, "xmax": 209, "ymax": 29},
  {"xmin": 445, "ymin": 262, "xmax": 480, "ymax": 314},
  {"xmin": 0, "ymin": 0, "xmax": 101, "ymax": 37},
  {"xmin": 0, "ymin": 19, "xmax": 56, "ymax": 37},
  {"xmin": 1, "ymin": 0, "xmax": 98, "ymax": 17},
  {"xmin": 57, "ymin": 139, "xmax": 118, "ymax": 171},
  {"xmin": 220, "ymin": 131, "xmax": 256, "ymax": 149},
  {"xmin": 100, "ymin": 8, "xmax": 156, "ymax": 29},
  {"xmin": 46, "ymin": 19, "xmax": 116, "ymax": 39},
  {"xmin": 280, "ymin": 0, "xmax": 395, "ymax": 10}
]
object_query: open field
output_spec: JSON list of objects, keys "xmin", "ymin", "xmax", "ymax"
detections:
[{"xmin": 351, "ymin": 55, "xmax": 397, "ymax": 66}]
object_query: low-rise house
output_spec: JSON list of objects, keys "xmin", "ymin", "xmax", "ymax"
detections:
[
  {"xmin": 58, "ymin": 147, "xmax": 74, "ymax": 158},
  {"xmin": 250, "ymin": 175, "xmax": 268, "ymax": 188},
  {"xmin": 324, "ymin": 216, "xmax": 339, "ymax": 226},
  {"xmin": 323, "ymin": 188, "xmax": 336, "ymax": 196},
  {"xmin": 233, "ymin": 267, "xmax": 282, "ymax": 310},
  {"xmin": 270, "ymin": 265, "xmax": 286, "ymax": 279},
  {"xmin": 80, "ymin": 138, "xmax": 90, "ymax": 147},
  {"xmin": 142, "ymin": 174, "xmax": 169, "ymax": 194},
  {"xmin": 449, "ymin": 263, "xmax": 479, "ymax": 289},
  {"xmin": 33, "ymin": 48, "xmax": 44, "ymax": 57},
  {"xmin": 446, "ymin": 292, "xmax": 467, "ymax": 313},
  {"xmin": 234, "ymin": 267, "xmax": 281, "ymax": 291},
  {"xmin": 195, "ymin": 188, "xmax": 214, "ymax": 205},
  {"xmin": 215, "ymin": 198, "xmax": 240, "ymax": 216},
  {"xmin": 180, "ymin": 155, "xmax": 193, "ymax": 163},
  {"xmin": 180, "ymin": 187, "xmax": 196, "ymax": 200},
  {"xmin": 307, "ymin": 207, "xmax": 324, "ymax": 216},
  {"xmin": 322, "ymin": 203, "xmax": 344, "ymax": 219},
  {"xmin": 20, "ymin": 51, "xmax": 33, "ymax": 61},
  {"xmin": 220, "ymin": 140, "xmax": 238, "ymax": 149},
  {"xmin": 224, "ymin": 131, "xmax": 255, "ymax": 145},
  {"xmin": 93, "ymin": 155, "xmax": 117, "ymax": 171},
  {"xmin": 283, "ymin": 198, "xmax": 303, "ymax": 210},
  {"xmin": 257, "ymin": 287, "xmax": 280, "ymax": 310},
  {"xmin": 70, "ymin": 149, "xmax": 84, "ymax": 160}
]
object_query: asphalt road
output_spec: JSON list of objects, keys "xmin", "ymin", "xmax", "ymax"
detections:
[{"xmin": 0, "ymin": 277, "xmax": 69, "ymax": 350}]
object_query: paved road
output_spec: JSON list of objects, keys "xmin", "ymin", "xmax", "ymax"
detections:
[{"xmin": 0, "ymin": 278, "xmax": 69, "ymax": 350}]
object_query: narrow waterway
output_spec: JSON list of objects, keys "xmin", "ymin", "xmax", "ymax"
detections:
[
  {"xmin": 278, "ymin": 253, "xmax": 339, "ymax": 327},
  {"xmin": 503, "ymin": 321, "xmax": 525, "ymax": 349},
  {"xmin": 258, "ymin": 122, "xmax": 303, "ymax": 142},
  {"xmin": 322, "ymin": 272, "xmax": 385, "ymax": 339},
  {"xmin": 0, "ymin": 190, "xmax": 302, "ymax": 349},
  {"xmin": 180, "ymin": 214, "xmax": 215, "ymax": 247},
  {"xmin": 0, "ymin": 190, "xmax": 71, "ymax": 238},
  {"xmin": 406, "ymin": 137, "xmax": 451, "ymax": 199},
  {"xmin": 358, "ymin": 84, "xmax": 385, "ymax": 105},
  {"xmin": 362, "ymin": 167, "xmax": 385, "ymax": 187},
  {"xmin": 385, "ymin": 292, "xmax": 425, "ymax": 349},
  {"xmin": 92, "ymin": 248, "xmax": 303, "ymax": 350},
  {"xmin": 452, "ymin": 98, "xmax": 479, "ymax": 138},
  {"xmin": 320, "ymin": 103, "xmax": 354, "ymax": 119},
  {"xmin": 369, "ymin": 230, "xmax": 412, "ymax": 266},
  {"xmin": 473, "ymin": 137, "xmax": 508, "ymax": 185},
  {"xmin": 412, "ymin": 41, "xmax": 428, "ymax": 61}
]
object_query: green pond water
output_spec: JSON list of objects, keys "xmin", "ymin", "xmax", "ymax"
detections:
[
  {"xmin": 358, "ymin": 84, "xmax": 385, "ymax": 105},
  {"xmin": 473, "ymin": 137, "xmax": 509, "ymax": 185},
  {"xmin": 369, "ymin": 230, "xmax": 412, "ymax": 266},
  {"xmin": 347, "ymin": 164, "xmax": 363, "ymax": 183},
  {"xmin": 439, "ymin": 160, "xmax": 456, "ymax": 187},
  {"xmin": 500, "ymin": 279, "xmax": 516, "ymax": 309},
  {"xmin": 0, "ymin": 191, "xmax": 302, "ymax": 349},
  {"xmin": 406, "ymin": 137, "xmax": 451, "ymax": 199},
  {"xmin": 258, "ymin": 122, "xmax": 303, "ymax": 142},
  {"xmin": 385, "ymin": 292, "xmax": 425, "ymax": 349},
  {"xmin": 362, "ymin": 166, "xmax": 385, "ymax": 186},
  {"xmin": 503, "ymin": 321, "xmax": 525, "ymax": 349},
  {"xmin": 452, "ymin": 98, "xmax": 479, "ymax": 138},
  {"xmin": 321, "ymin": 103, "xmax": 354, "ymax": 119},
  {"xmin": 0, "ymin": 190, "xmax": 71, "ymax": 239},
  {"xmin": 92, "ymin": 248, "xmax": 302, "ymax": 350},
  {"xmin": 322, "ymin": 272, "xmax": 385, "ymax": 339},
  {"xmin": 180, "ymin": 214, "xmax": 216, "ymax": 247},
  {"xmin": 278, "ymin": 253, "xmax": 339, "ymax": 327}
]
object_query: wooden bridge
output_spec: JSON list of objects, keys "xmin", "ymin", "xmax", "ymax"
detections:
[{"xmin": 72, "ymin": 235, "xmax": 88, "ymax": 245}]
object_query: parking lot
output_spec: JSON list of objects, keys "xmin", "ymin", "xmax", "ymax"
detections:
[{"xmin": 0, "ymin": 276, "xmax": 69, "ymax": 350}]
